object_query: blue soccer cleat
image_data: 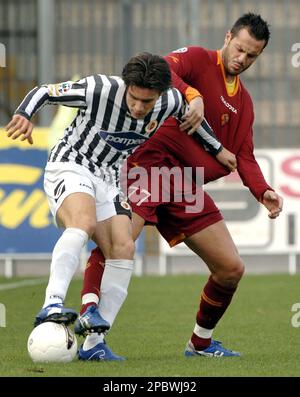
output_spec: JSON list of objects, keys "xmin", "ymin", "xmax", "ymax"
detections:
[
  {"xmin": 184, "ymin": 340, "xmax": 241, "ymax": 357},
  {"xmin": 77, "ymin": 341, "xmax": 125, "ymax": 361},
  {"xmin": 74, "ymin": 305, "xmax": 110, "ymax": 336},
  {"xmin": 34, "ymin": 303, "xmax": 78, "ymax": 327}
]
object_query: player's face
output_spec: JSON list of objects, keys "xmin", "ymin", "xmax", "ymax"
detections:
[
  {"xmin": 126, "ymin": 85, "xmax": 160, "ymax": 119},
  {"xmin": 222, "ymin": 28, "xmax": 266, "ymax": 79}
]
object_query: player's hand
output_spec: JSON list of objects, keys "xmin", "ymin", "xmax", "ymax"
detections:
[
  {"xmin": 261, "ymin": 190, "xmax": 283, "ymax": 219},
  {"xmin": 216, "ymin": 147, "xmax": 237, "ymax": 172},
  {"xmin": 5, "ymin": 114, "xmax": 34, "ymax": 145},
  {"xmin": 180, "ymin": 96, "xmax": 204, "ymax": 135}
]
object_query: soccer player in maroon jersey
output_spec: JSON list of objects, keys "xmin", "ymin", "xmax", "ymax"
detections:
[{"xmin": 75, "ymin": 13, "xmax": 283, "ymax": 360}]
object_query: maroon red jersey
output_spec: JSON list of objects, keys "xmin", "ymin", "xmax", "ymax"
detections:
[
  {"xmin": 160, "ymin": 46, "xmax": 272, "ymax": 200},
  {"xmin": 124, "ymin": 47, "xmax": 273, "ymax": 245}
]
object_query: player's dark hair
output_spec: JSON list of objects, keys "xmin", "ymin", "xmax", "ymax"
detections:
[
  {"xmin": 122, "ymin": 52, "xmax": 171, "ymax": 93},
  {"xmin": 231, "ymin": 13, "xmax": 270, "ymax": 48}
]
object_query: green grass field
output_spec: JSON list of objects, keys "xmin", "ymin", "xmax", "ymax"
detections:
[{"xmin": 1, "ymin": 274, "xmax": 300, "ymax": 377}]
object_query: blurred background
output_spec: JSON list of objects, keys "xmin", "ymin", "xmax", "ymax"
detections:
[{"xmin": 0, "ymin": 0, "xmax": 299, "ymax": 277}]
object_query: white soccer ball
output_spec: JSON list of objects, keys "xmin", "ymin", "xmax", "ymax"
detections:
[{"xmin": 27, "ymin": 322, "xmax": 77, "ymax": 363}]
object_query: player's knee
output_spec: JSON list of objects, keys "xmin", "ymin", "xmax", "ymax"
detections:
[
  {"xmin": 230, "ymin": 261, "xmax": 245, "ymax": 284},
  {"xmin": 215, "ymin": 257, "xmax": 245, "ymax": 288},
  {"xmin": 110, "ymin": 239, "xmax": 135, "ymax": 259}
]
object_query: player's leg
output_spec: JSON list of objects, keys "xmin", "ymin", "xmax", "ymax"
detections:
[
  {"xmin": 76, "ymin": 171, "xmax": 152, "ymax": 333},
  {"xmin": 183, "ymin": 220, "xmax": 243, "ymax": 357},
  {"xmin": 35, "ymin": 165, "xmax": 97, "ymax": 327},
  {"xmin": 76, "ymin": 170, "xmax": 156, "ymax": 360},
  {"xmin": 35, "ymin": 192, "xmax": 95, "ymax": 326},
  {"xmin": 77, "ymin": 214, "xmax": 134, "ymax": 361},
  {"xmin": 157, "ymin": 189, "xmax": 243, "ymax": 357},
  {"xmin": 79, "ymin": 212, "xmax": 146, "ymax": 316},
  {"xmin": 74, "ymin": 246, "xmax": 110, "ymax": 336},
  {"xmin": 76, "ymin": 212, "xmax": 146, "ymax": 332},
  {"xmin": 79, "ymin": 247, "xmax": 105, "ymax": 315}
]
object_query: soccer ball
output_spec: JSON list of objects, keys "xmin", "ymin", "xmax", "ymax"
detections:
[{"xmin": 27, "ymin": 322, "xmax": 77, "ymax": 363}]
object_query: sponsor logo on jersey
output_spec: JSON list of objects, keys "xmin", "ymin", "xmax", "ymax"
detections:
[
  {"xmin": 58, "ymin": 82, "xmax": 72, "ymax": 95},
  {"xmin": 220, "ymin": 95, "xmax": 237, "ymax": 114},
  {"xmin": 79, "ymin": 182, "xmax": 92, "ymax": 190},
  {"xmin": 167, "ymin": 55, "xmax": 180, "ymax": 64},
  {"xmin": 221, "ymin": 113, "xmax": 230, "ymax": 126},
  {"xmin": 99, "ymin": 130, "xmax": 148, "ymax": 151},
  {"xmin": 173, "ymin": 47, "xmax": 188, "ymax": 53},
  {"xmin": 48, "ymin": 82, "xmax": 72, "ymax": 97},
  {"xmin": 145, "ymin": 120, "xmax": 158, "ymax": 134}
]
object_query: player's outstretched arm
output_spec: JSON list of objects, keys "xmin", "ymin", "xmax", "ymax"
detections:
[
  {"xmin": 216, "ymin": 147, "xmax": 237, "ymax": 172},
  {"xmin": 5, "ymin": 114, "xmax": 34, "ymax": 145},
  {"xmin": 261, "ymin": 190, "xmax": 283, "ymax": 219}
]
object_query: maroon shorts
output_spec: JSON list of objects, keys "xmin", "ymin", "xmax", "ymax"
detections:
[{"xmin": 126, "ymin": 162, "xmax": 223, "ymax": 247}]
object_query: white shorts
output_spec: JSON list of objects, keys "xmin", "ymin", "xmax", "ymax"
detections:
[{"xmin": 44, "ymin": 162, "xmax": 131, "ymax": 222}]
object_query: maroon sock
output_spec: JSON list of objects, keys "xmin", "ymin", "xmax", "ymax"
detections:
[
  {"xmin": 80, "ymin": 247, "xmax": 105, "ymax": 315},
  {"xmin": 191, "ymin": 276, "xmax": 237, "ymax": 350}
]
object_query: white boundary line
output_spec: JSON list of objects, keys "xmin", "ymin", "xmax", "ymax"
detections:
[{"xmin": 0, "ymin": 278, "xmax": 47, "ymax": 291}]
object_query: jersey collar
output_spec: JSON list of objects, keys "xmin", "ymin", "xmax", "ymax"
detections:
[{"xmin": 217, "ymin": 50, "xmax": 240, "ymax": 97}]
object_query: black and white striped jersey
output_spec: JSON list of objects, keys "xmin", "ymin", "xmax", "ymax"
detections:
[
  {"xmin": 16, "ymin": 75, "xmax": 184, "ymax": 178},
  {"xmin": 15, "ymin": 74, "xmax": 222, "ymax": 183}
]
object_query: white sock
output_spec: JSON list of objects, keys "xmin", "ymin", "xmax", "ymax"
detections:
[
  {"xmin": 83, "ymin": 259, "xmax": 133, "ymax": 351},
  {"xmin": 83, "ymin": 332, "xmax": 104, "ymax": 351},
  {"xmin": 99, "ymin": 259, "xmax": 133, "ymax": 326},
  {"xmin": 193, "ymin": 324, "xmax": 214, "ymax": 339},
  {"xmin": 43, "ymin": 228, "xmax": 88, "ymax": 307},
  {"xmin": 82, "ymin": 293, "xmax": 99, "ymax": 306}
]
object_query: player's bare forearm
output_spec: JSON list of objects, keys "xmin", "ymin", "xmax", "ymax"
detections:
[
  {"xmin": 216, "ymin": 147, "xmax": 237, "ymax": 172},
  {"xmin": 5, "ymin": 114, "xmax": 34, "ymax": 145},
  {"xmin": 261, "ymin": 190, "xmax": 283, "ymax": 219},
  {"xmin": 180, "ymin": 96, "xmax": 204, "ymax": 135}
]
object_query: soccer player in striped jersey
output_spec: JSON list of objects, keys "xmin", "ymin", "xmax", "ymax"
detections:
[
  {"xmin": 76, "ymin": 14, "xmax": 283, "ymax": 360},
  {"xmin": 5, "ymin": 52, "xmax": 233, "ymax": 358}
]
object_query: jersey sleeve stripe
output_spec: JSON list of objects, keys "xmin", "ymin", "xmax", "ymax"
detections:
[{"xmin": 15, "ymin": 86, "xmax": 48, "ymax": 118}]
